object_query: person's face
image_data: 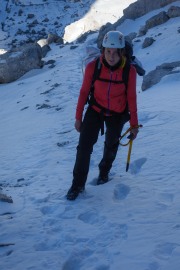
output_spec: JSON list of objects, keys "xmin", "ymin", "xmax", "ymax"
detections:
[{"xmin": 104, "ymin": 48, "xmax": 121, "ymax": 66}]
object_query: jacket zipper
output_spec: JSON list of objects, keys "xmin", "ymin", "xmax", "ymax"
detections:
[{"xmin": 107, "ymin": 71, "xmax": 113, "ymax": 113}]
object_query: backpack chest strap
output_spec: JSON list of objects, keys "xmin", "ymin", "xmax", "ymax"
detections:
[{"xmin": 97, "ymin": 77, "xmax": 126, "ymax": 84}]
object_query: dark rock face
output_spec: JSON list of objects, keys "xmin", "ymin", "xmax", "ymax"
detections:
[
  {"xmin": 123, "ymin": 0, "xmax": 177, "ymax": 20},
  {"xmin": 142, "ymin": 61, "xmax": 180, "ymax": 91},
  {"xmin": 0, "ymin": 43, "xmax": 43, "ymax": 83}
]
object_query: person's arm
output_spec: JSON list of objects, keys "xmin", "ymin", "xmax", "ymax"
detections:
[
  {"xmin": 75, "ymin": 61, "xmax": 95, "ymax": 132},
  {"xmin": 127, "ymin": 65, "xmax": 139, "ymax": 139}
]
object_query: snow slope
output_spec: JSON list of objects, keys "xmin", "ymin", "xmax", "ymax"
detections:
[
  {"xmin": 64, "ymin": 0, "xmax": 137, "ymax": 42},
  {"xmin": 0, "ymin": 1, "xmax": 180, "ymax": 270}
]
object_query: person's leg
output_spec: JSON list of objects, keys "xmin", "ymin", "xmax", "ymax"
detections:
[
  {"xmin": 67, "ymin": 107, "xmax": 101, "ymax": 199},
  {"xmin": 98, "ymin": 115, "xmax": 124, "ymax": 184}
]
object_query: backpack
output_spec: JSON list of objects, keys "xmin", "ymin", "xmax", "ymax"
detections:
[
  {"xmin": 123, "ymin": 40, "xmax": 146, "ymax": 76},
  {"xmin": 82, "ymin": 42, "xmax": 145, "ymax": 135},
  {"xmin": 82, "ymin": 41, "xmax": 146, "ymax": 76}
]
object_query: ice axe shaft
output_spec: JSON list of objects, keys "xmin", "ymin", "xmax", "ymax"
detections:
[{"xmin": 126, "ymin": 139, "xmax": 133, "ymax": 172}]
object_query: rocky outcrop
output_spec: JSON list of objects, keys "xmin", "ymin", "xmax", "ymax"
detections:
[
  {"xmin": 146, "ymin": 11, "xmax": 169, "ymax": 29},
  {"xmin": 37, "ymin": 33, "xmax": 63, "ymax": 57},
  {"xmin": 142, "ymin": 61, "xmax": 180, "ymax": 91},
  {"xmin": 0, "ymin": 32, "xmax": 64, "ymax": 83},
  {"xmin": 167, "ymin": 5, "xmax": 180, "ymax": 17},
  {"xmin": 37, "ymin": 39, "xmax": 51, "ymax": 57},
  {"xmin": 123, "ymin": 0, "xmax": 178, "ymax": 20},
  {"xmin": 97, "ymin": 2, "xmax": 180, "ymax": 48},
  {"xmin": 47, "ymin": 33, "xmax": 63, "ymax": 45},
  {"xmin": 0, "ymin": 43, "xmax": 43, "ymax": 83},
  {"xmin": 138, "ymin": 6, "xmax": 180, "ymax": 36}
]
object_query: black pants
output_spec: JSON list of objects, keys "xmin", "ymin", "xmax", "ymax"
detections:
[{"xmin": 72, "ymin": 107, "xmax": 125, "ymax": 188}]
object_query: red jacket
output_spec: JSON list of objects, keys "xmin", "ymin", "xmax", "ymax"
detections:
[{"xmin": 76, "ymin": 56, "xmax": 138, "ymax": 127}]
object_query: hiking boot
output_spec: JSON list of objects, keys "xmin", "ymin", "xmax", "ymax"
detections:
[
  {"xmin": 97, "ymin": 172, "xmax": 109, "ymax": 185},
  {"xmin": 66, "ymin": 185, "xmax": 85, "ymax": 200}
]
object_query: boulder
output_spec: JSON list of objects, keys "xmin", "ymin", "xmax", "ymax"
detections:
[
  {"xmin": 47, "ymin": 33, "xmax": 63, "ymax": 44},
  {"xmin": 167, "ymin": 5, "xmax": 180, "ymax": 18},
  {"xmin": 142, "ymin": 61, "xmax": 180, "ymax": 90},
  {"xmin": 0, "ymin": 43, "xmax": 43, "ymax": 83},
  {"xmin": 142, "ymin": 37, "xmax": 155, "ymax": 48},
  {"xmin": 138, "ymin": 25, "xmax": 148, "ymax": 37},
  {"xmin": 126, "ymin": 32, "xmax": 137, "ymax": 42},
  {"xmin": 138, "ymin": 11, "xmax": 169, "ymax": 36},
  {"xmin": 37, "ymin": 39, "xmax": 51, "ymax": 57},
  {"xmin": 145, "ymin": 11, "xmax": 169, "ymax": 29}
]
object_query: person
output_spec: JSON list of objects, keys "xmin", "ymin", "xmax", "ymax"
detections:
[{"xmin": 66, "ymin": 31, "xmax": 139, "ymax": 200}]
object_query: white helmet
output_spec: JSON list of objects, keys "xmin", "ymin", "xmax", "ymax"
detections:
[{"xmin": 102, "ymin": 31, "xmax": 125, "ymax": 49}]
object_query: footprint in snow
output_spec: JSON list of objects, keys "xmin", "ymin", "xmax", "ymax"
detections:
[
  {"xmin": 158, "ymin": 192, "xmax": 174, "ymax": 205},
  {"xmin": 153, "ymin": 242, "xmax": 179, "ymax": 260},
  {"xmin": 146, "ymin": 261, "xmax": 160, "ymax": 270},
  {"xmin": 113, "ymin": 183, "xmax": 130, "ymax": 201},
  {"xmin": 78, "ymin": 209, "xmax": 104, "ymax": 225},
  {"xmin": 114, "ymin": 223, "xmax": 128, "ymax": 240},
  {"xmin": 139, "ymin": 112, "xmax": 158, "ymax": 125},
  {"xmin": 129, "ymin": 157, "xmax": 147, "ymax": 175},
  {"xmin": 155, "ymin": 192, "xmax": 174, "ymax": 211},
  {"xmin": 62, "ymin": 249, "xmax": 94, "ymax": 270}
]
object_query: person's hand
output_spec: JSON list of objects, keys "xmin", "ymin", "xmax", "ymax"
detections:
[
  {"xmin": 74, "ymin": 120, "xmax": 82, "ymax": 132},
  {"xmin": 129, "ymin": 127, "xmax": 139, "ymax": 140}
]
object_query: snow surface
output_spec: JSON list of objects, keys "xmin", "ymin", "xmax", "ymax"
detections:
[
  {"xmin": 64, "ymin": 0, "xmax": 137, "ymax": 42},
  {"xmin": 0, "ymin": 1, "xmax": 180, "ymax": 270}
]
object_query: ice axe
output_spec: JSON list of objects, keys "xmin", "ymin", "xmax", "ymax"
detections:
[
  {"xmin": 126, "ymin": 133, "xmax": 133, "ymax": 172},
  {"xmin": 119, "ymin": 125, "xmax": 143, "ymax": 172}
]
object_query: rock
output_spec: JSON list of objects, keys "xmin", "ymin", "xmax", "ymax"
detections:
[
  {"xmin": 167, "ymin": 6, "xmax": 180, "ymax": 18},
  {"xmin": 137, "ymin": 5, "xmax": 180, "ymax": 42},
  {"xmin": 125, "ymin": 32, "xmax": 137, "ymax": 42},
  {"xmin": 0, "ymin": 43, "xmax": 43, "ymax": 83},
  {"xmin": 145, "ymin": 11, "xmax": 169, "ymax": 29},
  {"xmin": 76, "ymin": 30, "xmax": 96, "ymax": 43},
  {"xmin": 37, "ymin": 39, "xmax": 51, "ymax": 57},
  {"xmin": 142, "ymin": 37, "xmax": 155, "ymax": 48},
  {"xmin": 47, "ymin": 33, "xmax": 63, "ymax": 44},
  {"xmin": 42, "ymin": 18, "xmax": 49, "ymax": 23},
  {"xmin": 138, "ymin": 11, "xmax": 169, "ymax": 37},
  {"xmin": 97, "ymin": 1, "xmax": 176, "ymax": 47},
  {"xmin": 142, "ymin": 61, "xmax": 180, "ymax": 90},
  {"xmin": 0, "ymin": 193, "xmax": 13, "ymax": 203},
  {"xmin": 44, "ymin": 59, "xmax": 56, "ymax": 66},
  {"xmin": 123, "ymin": 0, "xmax": 177, "ymax": 20},
  {"xmin": 27, "ymin": 13, "xmax": 35, "ymax": 19},
  {"xmin": 138, "ymin": 25, "xmax": 148, "ymax": 37}
]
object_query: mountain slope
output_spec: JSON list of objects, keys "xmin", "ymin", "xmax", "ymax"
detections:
[
  {"xmin": 0, "ymin": 0, "xmax": 136, "ymax": 48},
  {"xmin": 0, "ymin": 1, "xmax": 180, "ymax": 270}
]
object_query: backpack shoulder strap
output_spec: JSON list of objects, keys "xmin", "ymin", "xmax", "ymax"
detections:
[
  {"xmin": 91, "ymin": 57, "xmax": 102, "ymax": 90},
  {"xmin": 89, "ymin": 58, "xmax": 130, "ymax": 102},
  {"xmin": 86, "ymin": 57, "xmax": 101, "ymax": 104},
  {"xmin": 122, "ymin": 60, "xmax": 131, "ymax": 93}
]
